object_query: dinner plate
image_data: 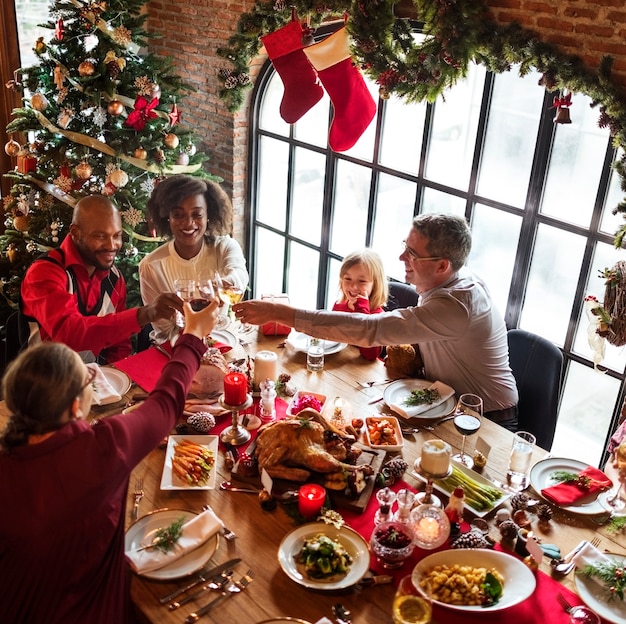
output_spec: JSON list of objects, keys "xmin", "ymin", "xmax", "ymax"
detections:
[
  {"xmin": 383, "ymin": 379, "xmax": 456, "ymax": 419},
  {"xmin": 411, "ymin": 458, "xmax": 511, "ymax": 517},
  {"xmin": 413, "ymin": 549, "xmax": 536, "ymax": 612},
  {"xmin": 160, "ymin": 435, "xmax": 219, "ymax": 490},
  {"xmin": 99, "ymin": 366, "xmax": 132, "ymax": 397},
  {"xmin": 124, "ymin": 508, "xmax": 218, "ymax": 581},
  {"xmin": 575, "ymin": 553, "xmax": 626, "ymax": 624},
  {"xmin": 285, "ymin": 330, "xmax": 347, "ymax": 355},
  {"xmin": 209, "ymin": 329, "xmax": 238, "ymax": 350},
  {"xmin": 529, "ymin": 457, "xmax": 607, "ymax": 515},
  {"xmin": 278, "ymin": 522, "xmax": 369, "ymax": 591}
]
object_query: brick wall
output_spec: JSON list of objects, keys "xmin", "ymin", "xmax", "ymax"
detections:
[{"xmin": 146, "ymin": 0, "xmax": 626, "ymax": 247}]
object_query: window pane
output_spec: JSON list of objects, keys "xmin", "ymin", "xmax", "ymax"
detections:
[
  {"xmin": 379, "ymin": 95, "xmax": 426, "ymax": 174},
  {"xmin": 519, "ymin": 224, "xmax": 586, "ymax": 344},
  {"xmin": 257, "ymin": 137, "xmax": 288, "ymax": 230},
  {"xmin": 326, "ymin": 258, "xmax": 341, "ymax": 309},
  {"xmin": 425, "ymin": 64, "xmax": 485, "ymax": 190},
  {"xmin": 477, "ymin": 69, "xmax": 544, "ymax": 206},
  {"xmin": 294, "ymin": 93, "xmax": 331, "ymax": 147},
  {"xmin": 286, "ymin": 243, "xmax": 320, "ymax": 309},
  {"xmin": 552, "ymin": 361, "xmax": 619, "ymax": 467},
  {"xmin": 329, "ymin": 161, "xmax": 372, "ymax": 256},
  {"xmin": 572, "ymin": 241, "xmax": 626, "ymax": 373},
  {"xmin": 600, "ymin": 149, "xmax": 624, "ymax": 236},
  {"xmin": 258, "ymin": 72, "xmax": 290, "ymax": 136},
  {"xmin": 291, "ymin": 148, "xmax": 325, "ymax": 245},
  {"xmin": 372, "ymin": 173, "xmax": 417, "ymax": 282},
  {"xmin": 422, "ymin": 188, "xmax": 466, "ymax": 216},
  {"xmin": 541, "ymin": 92, "xmax": 611, "ymax": 227},
  {"xmin": 253, "ymin": 228, "xmax": 285, "ymax": 296},
  {"xmin": 469, "ymin": 205, "xmax": 522, "ymax": 314}
]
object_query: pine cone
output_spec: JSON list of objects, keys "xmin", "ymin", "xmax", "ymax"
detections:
[
  {"xmin": 536, "ymin": 504, "xmax": 553, "ymax": 523},
  {"xmin": 451, "ymin": 530, "xmax": 492, "ymax": 549},
  {"xmin": 175, "ymin": 422, "xmax": 191, "ymax": 435},
  {"xmin": 187, "ymin": 411, "xmax": 216, "ymax": 433},
  {"xmin": 106, "ymin": 62, "xmax": 120, "ymax": 79},
  {"xmin": 510, "ymin": 492, "xmax": 529, "ymax": 512},
  {"xmin": 379, "ymin": 457, "xmax": 408, "ymax": 486},
  {"xmin": 499, "ymin": 519, "xmax": 519, "ymax": 540}
]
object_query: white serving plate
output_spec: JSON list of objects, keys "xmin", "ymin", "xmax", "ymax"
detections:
[
  {"xmin": 124, "ymin": 508, "xmax": 218, "ymax": 580},
  {"xmin": 529, "ymin": 457, "xmax": 607, "ymax": 515},
  {"xmin": 364, "ymin": 415, "xmax": 403, "ymax": 451},
  {"xmin": 160, "ymin": 435, "xmax": 219, "ymax": 490},
  {"xmin": 411, "ymin": 458, "xmax": 510, "ymax": 517},
  {"xmin": 285, "ymin": 391, "xmax": 327, "ymax": 417},
  {"xmin": 383, "ymin": 379, "xmax": 456, "ymax": 419},
  {"xmin": 278, "ymin": 522, "xmax": 369, "ymax": 591},
  {"xmin": 413, "ymin": 549, "xmax": 536, "ymax": 612},
  {"xmin": 285, "ymin": 330, "xmax": 347, "ymax": 355},
  {"xmin": 575, "ymin": 553, "xmax": 626, "ymax": 624}
]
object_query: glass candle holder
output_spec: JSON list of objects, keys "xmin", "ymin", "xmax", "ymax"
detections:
[{"xmin": 409, "ymin": 504, "xmax": 451, "ymax": 550}]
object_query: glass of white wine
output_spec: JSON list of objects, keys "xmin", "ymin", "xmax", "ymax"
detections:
[{"xmin": 392, "ymin": 575, "xmax": 432, "ymax": 624}]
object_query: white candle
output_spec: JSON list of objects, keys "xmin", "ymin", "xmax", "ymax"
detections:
[
  {"xmin": 253, "ymin": 350, "xmax": 277, "ymax": 389},
  {"xmin": 420, "ymin": 439, "xmax": 451, "ymax": 477}
]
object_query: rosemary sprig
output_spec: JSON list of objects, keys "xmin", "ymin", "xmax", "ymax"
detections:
[
  {"xmin": 607, "ymin": 515, "xmax": 626, "ymax": 533},
  {"xmin": 581, "ymin": 559, "xmax": 626, "ymax": 602},
  {"xmin": 550, "ymin": 470, "xmax": 596, "ymax": 489},
  {"xmin": 403, "ymin": 387, "xmax": 440, "ymax": 407},
  {"xmin": 151, "ymin": 516, "xmax": 186, "ymax": 554}
]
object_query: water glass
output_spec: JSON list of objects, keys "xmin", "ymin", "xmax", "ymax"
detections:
[
  {"xmin": 306, "ymin": 337, "xmax": 324, "ymax": 372},
  {"xmin": 392, "ymin": 575, "xmax": 432, "ymax": 624},
  {"xmin": 506, "ymin": 430, "xmax": 536, "ymax": 491}
]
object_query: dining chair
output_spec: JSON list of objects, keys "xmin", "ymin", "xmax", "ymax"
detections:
[
  {"xmin": 385, "ymin": 281, "xmax": 419, "ymax": 311},
  {"xmin": 507, "ymin": 328, "xmax": 564, "ymax": 451}
]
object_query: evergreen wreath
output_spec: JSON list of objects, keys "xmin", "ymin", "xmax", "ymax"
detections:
[{"xmin": 217, "ymin": 0, "xmax": 626, "ymax": 245}]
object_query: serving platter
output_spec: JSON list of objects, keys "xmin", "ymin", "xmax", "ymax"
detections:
[
  {"xmin": 383, "ymin": 379, "xmax": 456, "ymax": 419},
  {"xmin": 124, "ymin": 508, "xmax": 218, "ymax": 581},
  {"xmin": 413, "ymin": 549, "xmax": 536, "ymax": 612},
  {"xmin": 529, "ymin": 457, "xmax": 607, "ymax": 515},
  {"xmin": 278, "ymin": 523, "xmax": 369, "ymax": 591},
  {"xmin": 160, "ymin": 435, "xmax": 219, "ymax": 490}
]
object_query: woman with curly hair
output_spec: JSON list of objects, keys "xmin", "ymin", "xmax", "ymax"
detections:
[{"xmin": 139, "ymin": 174, "xmax": 248, "ymax": 342}]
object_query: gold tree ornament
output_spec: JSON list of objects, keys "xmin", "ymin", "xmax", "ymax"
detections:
[
  {"xmin": 13, "ymin": 215, "xmax": 31, "ymax": 232},
  {"xmin": 110, "ymin": 168, "xmax": 129, "ymax": 188},
  {"xmin": 78, "ymin": 60, "xmax": 96, "ymax": 76},
  {"xmin": 4, "ymin": 138, "xmax": 21, "ymax": 157},
  {"xmin": 30, "ymin": 92, "xmax": 49, "ymax": 111},
  {"xmin": 133, "ymin": 147, "xmax": 147, "ymax": 160},
  {"xmin": 75, "ymin": 161, "xmax": 93, "ymax": 180},
  {"xmin": 163, "ymin": 133, "xmax": 179, "ymax": 149},
  {"xmin": 107, "ymin": 99, "xmax": 124, "ymax": 116}
]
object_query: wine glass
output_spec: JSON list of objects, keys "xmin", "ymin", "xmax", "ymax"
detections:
[
  {"xmin": 210, "ymin": 271, "xmax": 231, "ymax": 330},
  {"xmin": 600, "ymin": 480, "xmax": 626, "ymax": 516},
  {"xmin": 392, "ymin": 575, "xmax": 432, "ymax": 624},
  {"xmin": 173, "ymin": 278, "xmax": 196, "ymax": 328},
  {"xmin": 451, "ymin": 393, "xmax": 483, "ymax": 468}
]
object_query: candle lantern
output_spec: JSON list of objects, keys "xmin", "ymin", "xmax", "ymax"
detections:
[
  {"xmin": 409, "ymin": 504, "xmax": 451, "ymax": 550},
  {"xmin": 219, "ymin": 372, "xmax": 253, "ymax": 446}
]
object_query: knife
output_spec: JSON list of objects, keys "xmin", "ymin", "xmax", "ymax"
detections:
[
  {"xmin": 185, "ymin": 569, "xmax": 254, "ymax": 623},
  {"xmin": 168, "ymin": 569, "xmax": 234, "ymax": 610},
  {"xmin": 157, "ymin": 558, "xmax": 241, "ymax": 604}
]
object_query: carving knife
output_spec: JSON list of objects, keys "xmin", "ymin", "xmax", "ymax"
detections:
[{"xmin": 157, "ymin": 558, "xmax": 241, "ymax": 604}]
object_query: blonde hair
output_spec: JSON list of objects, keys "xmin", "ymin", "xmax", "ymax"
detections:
[{"xmin": 338, "ymin": 249, "xmax": 388, "ymax": 310}]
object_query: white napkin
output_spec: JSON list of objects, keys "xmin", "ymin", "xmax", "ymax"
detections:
[
  {"xmin": 572, "ymin": 541, "xmax": 613, "ymax": 588},
  {"xmin": 314, "ymin": 619, "xmax": 334, "ymax": 624},
  {"xmin": 125, "ymin": 508, "xmax": 224, "ymax": 574},
  {"xmin": 88, "ymin": 363, "xmax": 121, "ymax": 406},
  {"xmin": 391, "ymin": 380, "xmax": 455, "ymax": 418}
]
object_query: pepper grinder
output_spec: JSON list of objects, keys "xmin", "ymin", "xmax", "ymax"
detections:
[
  {"xmin": 259, "ymin": 378, "xmax": 277, "ymax": 423},
  {"xmin": 374, "ymin": 487, "xmax": 396, "ymax": 524}
]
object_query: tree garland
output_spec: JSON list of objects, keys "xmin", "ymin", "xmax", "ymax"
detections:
[{"xmin": 217, "ymin": 0, "xmax": 626, "ymax": 245}]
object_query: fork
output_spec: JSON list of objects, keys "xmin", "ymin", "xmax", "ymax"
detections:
[
  {"xmin": 356, "ymin": 379, "xmax": 392, "ymax": 388},
  {"xmin": 556, "ymin": 593, "xmax": 574, "ymax": 613},
  {"xmin": 131, "ymin": 478, "xmax": 144, "ymax": 521}
]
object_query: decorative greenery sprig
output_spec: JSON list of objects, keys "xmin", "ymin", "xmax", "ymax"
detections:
[
  {"xmin": 607, "ymin": 515, "xmax": 626, "ymax": 534},
  {"xmin": 549, "ymin": 470, "xmax": 610, "ymax": 490},
  {"xmin": 403, "ymin": 387, "xmax": 440, "ymax": 406},
  {"xmin": 151, "ymin": 516, "xmax": 185, "ymax": 554},
  {"xmin": 581, "ymin": 559, "xmax": 626, "ymax": 602}
]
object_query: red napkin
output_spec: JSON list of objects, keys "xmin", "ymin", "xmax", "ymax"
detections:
[
  {"xmin": 206, "ymin": 340, "xmax": 232, "ymax": 354},
  {"xmin": 112, "ymin": 345, "xmax": 170, "ymax": 392},
  {"xmin": 540, "ymin": 466, "xmax": 612, "ymax": 506}
]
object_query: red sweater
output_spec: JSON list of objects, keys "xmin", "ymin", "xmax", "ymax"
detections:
[
  {"xmin": 332, "ymin": 297, "xmax": 384, "ymax": 360},
  {"xmin": 0, "ymin": 334, "xmax": 205, "ymax": 623}
]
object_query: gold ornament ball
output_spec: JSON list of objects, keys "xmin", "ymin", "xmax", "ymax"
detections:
[
  {"xmin": 176, "ymin": 152, "xmax": 190, "ymax": 166},
  {"xmin": 110, "ymin": 168, "xmax": 129, "ymax": 188},
  {"xmin": 107, "ymin": 100, "xmax": 124, "ymax": 116},
  {"xmin": 13, "ymin": 215, "xmax": 31, "ymax": 232},
  {"xmin": 164, "ymin": 133, "xmax": 180, "ymax": 149},
  {"xmin": 78, "ymin": 61, "xmax": 95, "ymax": 77},
  {"xmin": 4, "ymin": 139, "xmax": 21, "ymax": 157},
  {"xmin": 133, "ymin": 147, "xmax": 147, "ymax": 160},
  {"xmin": 75, "ymin": 161, "xmax": 93, "ymax": 180},
  {"xmin": 30, "ymin": 92, "xmax": 49, "ymax": 111}
]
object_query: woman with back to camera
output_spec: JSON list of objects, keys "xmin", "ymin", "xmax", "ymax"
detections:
[
  {"xmin": 0, "ymin": 298, "xmax": 219, "ymax": 623},
  {"xmin": 139, "ymin": 174, "xmax": 249, "ymax": 342}
]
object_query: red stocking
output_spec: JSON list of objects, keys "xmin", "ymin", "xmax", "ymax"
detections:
[
  {"xmin": 304, "ymin": 27, "xmax": 376, "ymax": 152},
  {"xmin": 261, "ymin": 20, "xmax": 323, "ymax": 124}
]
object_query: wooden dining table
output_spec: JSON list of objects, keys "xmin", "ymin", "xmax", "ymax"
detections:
[{"xmin": 4, "ymin": 326, "xmax": 626, "ymax": 624}]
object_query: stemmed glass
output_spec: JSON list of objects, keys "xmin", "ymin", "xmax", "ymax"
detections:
[
  {"xmin": 210, "ymin": 271, "xmax": 233, "ymax": 330},
  {"xmin": 173, "ymin": 278, "xmax": 196, "ymax": 328},
  {"xmin": 600, "ymin": 480, "xmax": 626, "ymax": 516},
  {"xmin": 451, "ymin": 393, "xmax": 483, "ymax": 468}
]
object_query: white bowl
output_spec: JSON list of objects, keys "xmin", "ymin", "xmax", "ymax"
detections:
[
  {"xmin": 412, "ymin": 548, "xmax": 536, "ymax": 612},
  {"xmin": 364, "ymin": 415, "xmax": 403, "ymax": 451},
  {"xmin": 286, "ymin": 391, "xmax": 327, "ymax": 417}
]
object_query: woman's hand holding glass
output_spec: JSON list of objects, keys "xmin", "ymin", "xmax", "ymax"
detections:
[{"xmin": 181, "ymin": 299, "xmax": 219, "ymax": 341}]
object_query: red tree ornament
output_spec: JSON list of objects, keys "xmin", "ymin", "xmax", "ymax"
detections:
[
  {"xmin": 55, "ymin": 19, "xmax": 64, "ymax": 41},
  {"xmin": 168, "ymin": 103, "xmax": 181, "ymax": 127}
]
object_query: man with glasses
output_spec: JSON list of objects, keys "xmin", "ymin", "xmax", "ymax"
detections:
[
  {"xmin": 20, "ymin": 195, "xmax": 182, "ymax": 364},
  {"xmin": 234, "ymin": 213, "xmax": 518, "ymax": 430}
]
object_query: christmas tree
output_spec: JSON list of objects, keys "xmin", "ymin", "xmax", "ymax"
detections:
[{"xmin": 1, "ymin": 0, "xmax": 217, "ymax": 328}]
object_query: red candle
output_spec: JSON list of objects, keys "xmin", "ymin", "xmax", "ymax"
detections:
[
  {"xmin": 297, "ymin": 484, "xmax": 326, "ymax": 519},
  {"xmin": 223, "ymin": 372, "xmax": 247, "ymax": 406}
]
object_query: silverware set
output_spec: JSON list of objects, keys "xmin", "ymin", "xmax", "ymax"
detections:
[{"xmin": 550, "ymin": 536, "xmax": 601, "ymax": 574}]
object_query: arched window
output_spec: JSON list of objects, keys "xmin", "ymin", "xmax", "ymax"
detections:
[{"xmin": 247, "ymin": 39, "xmax": 625, "ymax": 467}]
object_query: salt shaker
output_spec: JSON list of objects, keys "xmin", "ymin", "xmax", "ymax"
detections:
[
  {"xmin": 374, "ymin": 487, "xmax": 396, "ymax": 524},
  {"xmin": 259, "ymin": 378, "xmax": 277, "ymax": 423}
]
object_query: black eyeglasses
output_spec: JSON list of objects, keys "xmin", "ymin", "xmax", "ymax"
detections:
[
  {"xmin": 401, "ymin": 241, "xmax": 442, "ymax": 262},
  {"xmin": 81, "ymin": 367, "xmax": 97, "ymax": 392}
]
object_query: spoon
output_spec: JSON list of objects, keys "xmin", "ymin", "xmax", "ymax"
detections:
[{"xmin": 220, "ymin": 481, "xmax": 261, "ymax": 494}]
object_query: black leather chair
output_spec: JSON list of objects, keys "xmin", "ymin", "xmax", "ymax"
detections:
[
  {"xmin": 385, "ymin": 281, "xmax": 419, "ymax": 311},
  {"xmin": 507, "ymin": 328, "xmax": 564, "ymax": 450}
]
